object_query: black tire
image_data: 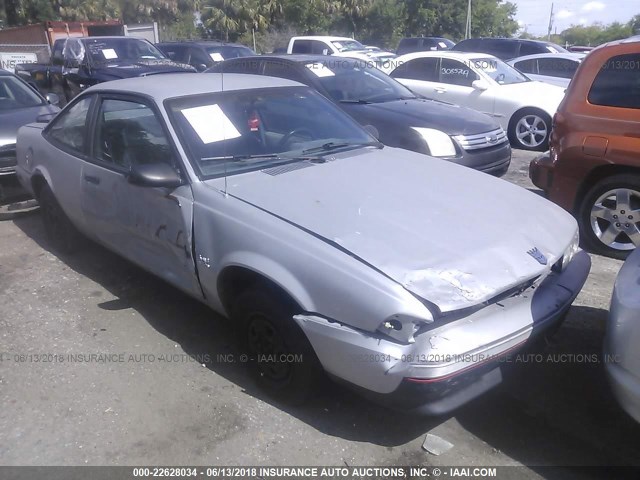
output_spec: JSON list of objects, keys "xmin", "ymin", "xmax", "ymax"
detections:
[
  {"xmin": 578, "ymin": 174, "xmax": 640, "ymax": 260},
  {"xmin": 39, "ymin": 184, "xmax": 84, "ymax": 254},
  {"xmin": 232, "ymin": 288, "xmax": 323, "ymax": 404},
  {"xmin": 508, "ymin": 108, "xmax": 552, "ymax": 151}
]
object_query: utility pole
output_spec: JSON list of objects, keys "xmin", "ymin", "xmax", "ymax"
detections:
[
  {"xmin": 547, "ymin": 2, "xmax": 554, "ymax": 41},
  {"xmin": 465, "ymin": 0, "xmax": 472, "ymax": 39}
]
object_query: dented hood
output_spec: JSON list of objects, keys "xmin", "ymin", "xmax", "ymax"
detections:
[{"xmin": 216, "ymin": 147, "xmax": 577, "ymax": 312}]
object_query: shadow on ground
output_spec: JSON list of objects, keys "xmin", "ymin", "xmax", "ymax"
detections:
[{"xmin": 12, "ymin": 213, "xmax": 640, "ymax": 472}]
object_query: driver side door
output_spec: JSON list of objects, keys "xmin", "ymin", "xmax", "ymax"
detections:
[{"xmin": 81, "ymin": 94, "xmax": 201, "ymax": 297}]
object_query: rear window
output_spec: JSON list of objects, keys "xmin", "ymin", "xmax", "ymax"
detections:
[{"xmin": 588, "ymin": 54, "xmax": 640, "ymax": 109}]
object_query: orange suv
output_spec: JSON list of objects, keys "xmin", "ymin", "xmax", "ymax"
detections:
[{"xmin": 530, "ymin": 38, "xmax": 640, "ymax": 259}]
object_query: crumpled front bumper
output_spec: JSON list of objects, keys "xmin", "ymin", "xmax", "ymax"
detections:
[{"xmin": 294, "ymin": 250, "xmax": 591, "ymax": 414}]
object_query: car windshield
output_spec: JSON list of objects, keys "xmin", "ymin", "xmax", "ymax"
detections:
[
  {"xmin": 0, "ymin": 75, "xmax": 44, "ymax": 110},
  {"xmin": 206, "ymin": 45, "xmax": 255, "ymax": 61},
  {"xmin": 85, "ymin": 38, "xmax": 166, "ymax": 63},
  {"xmin": 166, "ymin": 86, "xmax": 378, "ymax": 178},
  {"xmin": 474, "ymin": 57, "xmax": 529, "ymax": 85},
  {"xmin": 306, "ymin": 60, "xmax": 416, "ymax": 103},
  {"xmin": 332, "ymin": 40, "xmax": 366, "ymax": 52}
]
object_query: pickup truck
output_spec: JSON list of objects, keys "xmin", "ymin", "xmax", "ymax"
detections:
[
  {"xmin": 15, "ymin": 36, "xmax": 195, "ymax": 106},
  {"xmin": 287, "ymin": 36, "xmax": 396, "ymax": 63}
]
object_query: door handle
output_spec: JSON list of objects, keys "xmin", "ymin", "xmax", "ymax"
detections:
[
  {"xmin": 434, "ymin": 87, "xmax": 447, "ymax": 93},
  {"xmin": 84, "ymin": 175, "xmax": 100, "ymax": 185}
]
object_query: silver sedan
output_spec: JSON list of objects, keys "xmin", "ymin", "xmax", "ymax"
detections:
[
  {"xmin": 16, "ymin": 73, "xmax": 591, "ymax": 413},
  {"xmin": 606, "ymin": 247, "xmax": 640, "ymax": 422}
]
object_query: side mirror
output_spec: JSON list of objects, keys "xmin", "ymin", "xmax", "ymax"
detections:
[
  {"xmin": 472, "ymin": 79, "xmax": 489, "ymax": 91},
  {"xmin": 36, "ymin": 113, "xmax": 56, "ymax": 123},
  {"xmin": 128, "ymin": 163, "xmax": 183, "ymax": 188},
  {"xmin": 46, "ymin": 93, "xmax": 60, "ymax": 106},
  {"xmin": 364, "ymin": 124, "xmax": 380, "ymax": 140},
  {"xmin": 196, "ymin": 63, "xmax": 208, "ymax": 72}
]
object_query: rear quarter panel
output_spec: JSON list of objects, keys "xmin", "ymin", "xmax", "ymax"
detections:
[{"xmin": 16, "ymin": 124, "xmax": 85, "ymax": 227}]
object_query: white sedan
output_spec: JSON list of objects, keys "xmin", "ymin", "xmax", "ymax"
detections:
[
  {"xmin": 385, "ymin": 51, "xmax": 567, "ymax": 151},
  {"xmin": 507, "ymin": 52, "xmax": 584, "ymax": 88}
]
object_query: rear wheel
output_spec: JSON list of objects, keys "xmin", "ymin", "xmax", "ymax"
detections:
[
  {"xmin": 508, "ymin": 109, "xmax": 551, "ymax": 151},
  {"xmin": 39, "ymin": 184, "xmax": 84, "ymax": 254},
  {"xmin": 578, "ymin": 174, "xmax": 640, "ymax": 259},
  {"xmin": 232, "ymin": 288, "xmax": 322, "ymax": 404}
]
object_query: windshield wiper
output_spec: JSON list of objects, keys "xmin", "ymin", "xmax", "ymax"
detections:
[
  {"xmin": 302, "ymin": 141, "xmax": 383, "ymax": 155},
  {"xmin": 338, "ymin": 99, "xmax": 372, "ymax": 104},
  {"xmin": 202, "ymin": 153, "xmax": 284, "ymax": 162}
]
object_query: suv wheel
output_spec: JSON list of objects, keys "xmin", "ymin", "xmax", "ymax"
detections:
[
  {"xmin": 579, "ymin": 174, "xmax": 640, "ymax": 259},
  {"xmin": 508, "ymin": 109, "xmax": 551, "ymax": 151},
  {"xmin": 232, "ymin": 288, "xmax": 323, "ymax": 404}
]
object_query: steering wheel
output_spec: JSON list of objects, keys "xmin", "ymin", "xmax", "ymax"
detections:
[{"xmin": 277, "ymin": 127, "xmax": 315, "ymax": 150}]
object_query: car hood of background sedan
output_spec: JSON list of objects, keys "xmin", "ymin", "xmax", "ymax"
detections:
[
  {"xmin": 0, "ymin": 104, "xmax": 59, "ymax": 146},
  {"xmin": 342, "ymin": 97, "xmax": 499, "ymax": 136},
  {"xmin": 212, "ymin": 147, "xmax": 576, "ymax": 313}
]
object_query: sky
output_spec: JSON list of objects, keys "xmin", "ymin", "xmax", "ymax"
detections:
[{"xmin": 508, "ymin": 0, "xmax": 638, "ymax": 36}]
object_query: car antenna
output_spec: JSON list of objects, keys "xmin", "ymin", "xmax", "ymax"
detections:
[{"xmin": 222, "ymin": 62, "xmax": 228, "ymax": 197}]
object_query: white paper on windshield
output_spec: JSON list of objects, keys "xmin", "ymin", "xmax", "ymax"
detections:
[
  {"xmin": 438, "ymin": 42, "xmax": 447, "ymax": 49},
  {"xmin": 305, "ymin": 63, "xmax": 335, "ymax": 77},
  {"xmin": 181, "ymin": 104, "xmax": 241, "ymax": 144},
  {"xmin": 209, "ymin": 52, "xmax": 224, "ymax": 62},
  {"xmin": 102, "ymin": 49, "xmax": 118, "ymax": 59}
]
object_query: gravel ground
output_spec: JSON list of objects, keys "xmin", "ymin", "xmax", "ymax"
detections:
[{"xmin": 1, "ymin": 149, "xmax": 639, "ymax": 474}]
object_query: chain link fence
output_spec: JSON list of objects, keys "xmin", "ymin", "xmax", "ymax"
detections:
[{"xmin": 0, "ymin": 44, "xmax": 51, "ymax": 70}]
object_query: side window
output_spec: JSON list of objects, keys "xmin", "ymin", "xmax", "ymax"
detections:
[
  {"xmin": 263, "ymin": 61, "xmax": 308, "ymax": 84},
  {"xmin": 51, "ymin": 40, "xmax": 64, "ymax": 66},
  {"xmin": 188, "ymin": 47, "xmax": 211, "ymax": 69},
  {"xmin": 292, "ymin": 40, "xmax": 312, "ymax": 54},
  {"xmin": 514, "ymin": 59, "xmax": 537, "ymax": 74},
  {"xmin": 162, "ymin": 45, "xmax": 188, "ymax": 63},
  {"xmin": 519, "ymin": 42, "xmax": 542, "ymax": 57},
  {"xmin": 46, "ymin": 96, "xmax": 93, "ymax": 154},
  {"xmin": 486, "ymin": 40, "xmax": 518, "ymax": 59},
  {"xmin": 538, "ymin": 58, "xmax": 578, "ymax": 79},
  {"xmin": 588, "ymin": 54, "xmax": 640, "ymax": 109},
  {"xmin": 93, "ymin": 99, "xmax": 174, "ymax": 169},
  {"xmin": 390, "ymin": 57, "xmax": 439, "ymax": 81},
  {"xmin": 63, "ymin": 38, "xmax": 85, "ymax": 67},
  {"xmin": 439, "ymin": 58, "xmax": 478, "ymax": 87},
  {"xmin": 311, "ymin": 41, "xmax": 331, "ymax": 55}
]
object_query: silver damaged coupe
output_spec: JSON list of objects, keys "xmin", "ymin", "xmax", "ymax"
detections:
[{"xmin": 16, "ymin": 74, "xmax": 591, "ymax": 413}]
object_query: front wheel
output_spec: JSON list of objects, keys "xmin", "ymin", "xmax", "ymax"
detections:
[
  {"xmin": 232, "ymin": 288, "xmax": 323, "ymax": 404},
  {"xmin": 578, "ymin": 174, "xmax": 640, "ymax": 259},
  {"xmin": 508, "ymin": 109, "xmax": 552, "ymax": 151}
]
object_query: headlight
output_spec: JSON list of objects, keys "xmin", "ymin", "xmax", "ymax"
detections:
[
  {"xmin": 411, "ymin": 127, "xmax": 457, "ymax": 157},
  {"xmin": 377, "ymin": 312, "xmax": 434, "ymax": 344},
  {"xmin": 554, "ymin": 229, "xmax": 580, "ymax": 272}
]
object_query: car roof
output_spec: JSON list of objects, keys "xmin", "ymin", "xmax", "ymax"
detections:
[
  {"xmin": 395, "ymin": 51, "xmax": 499, "ymax": 62},
  {"xmin": 0, "ymin": 69, "xmax": 13, "ymax": 76},
  {"xmin": 507, "ymin": 52, "xmax": 585, "ymax": 63},
  {"xmin": 291, "ymin": 36, "xmax": 354, "ymax": 42},
  {"xmin": 83, "ymin": 73, "xmax": 303, "ymax": 101},
  {"xmin": 222, "ymin": 54, "xmax": 361, "ymax": 64},
  {"xmin": 157, "ymin": 41, "xmax": 249, "ymax": 48},
  {"xmin": 458, "ymin": 37, "xmax": 552, "ymax": 45}
]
